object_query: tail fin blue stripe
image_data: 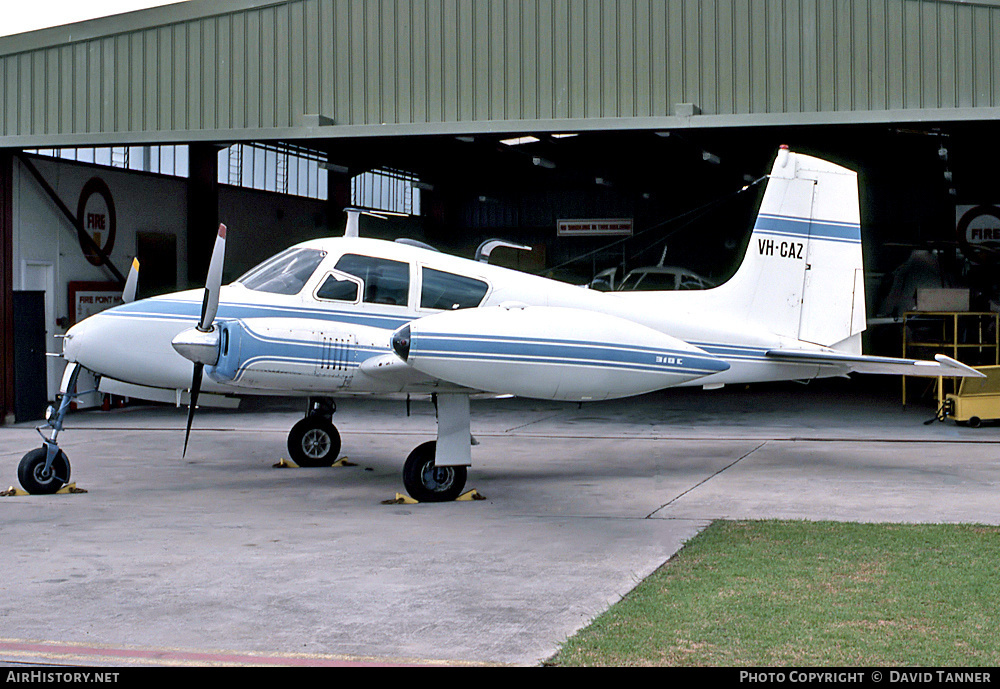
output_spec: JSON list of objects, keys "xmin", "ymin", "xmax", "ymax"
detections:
[{"xmin": 754, "ymin": 213, "xmax": 861, "ymax": 243}]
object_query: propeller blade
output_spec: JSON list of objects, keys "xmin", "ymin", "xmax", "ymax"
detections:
[
  {"xmin": 198, "ymin": 224, "xmax": 227, "ymax": 332},
  {"xmin": 183, "ymin": 362, "xmax": 204, "ymax": 457},
  {"xmin": 122, "ymin": 258, "xmax": 140, "ymax": 303},
  {"xmin": 185, "ymin": 223, "xmax": 226, "ymax": 456}
]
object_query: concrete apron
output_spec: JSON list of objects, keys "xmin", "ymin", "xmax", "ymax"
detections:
[{"xmin": 1, "ymin": 385, "xmax": 996, "ymax": 666}]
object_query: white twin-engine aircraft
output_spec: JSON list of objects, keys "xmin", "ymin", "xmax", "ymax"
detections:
[{"xmin": 18, "ymin": 145, "xmax": 981, "ymax": 500}]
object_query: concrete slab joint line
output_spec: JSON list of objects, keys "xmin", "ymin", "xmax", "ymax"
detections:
[
  {"xmin": 646, "ymin": 441, "xmax": 768, "ymax": 519},
  {"xmin": 504, "ymin": 412, "xmax": 564, "ymax": 433}
]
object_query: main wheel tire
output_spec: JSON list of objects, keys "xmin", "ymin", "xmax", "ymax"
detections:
[
  {"xmin": 402, "ymin": 441, "xmax": 467, "ymax": 503},
  {"xmin": 287, "ymin": 416, "xmax": 342, "ymax": 467},
  {"xmin": 968, "ymin": 416, "xmax": 982, "ymax": 429},
  {"xmin": 18, "ymin": 447, "xmax": 71, "ymax": 495}
]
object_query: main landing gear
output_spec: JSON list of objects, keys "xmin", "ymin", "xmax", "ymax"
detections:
[
  {"xmin": 402, "ymin": 441, "xmax": 468, "ymax": 503},
  {"xmin": 401, "ymin": 393, "xmax": 472, "ymax": 502},
  {"xmin": 286, "ymin": 398, "xmax": 342, "ymax": 467},
  {"xmin": 286, "ymin": 393, "xmax": 473, "ymax": 502},
  {"xmin": 17, "ymin": 363, "xmax": 83, "ymax": 495}
]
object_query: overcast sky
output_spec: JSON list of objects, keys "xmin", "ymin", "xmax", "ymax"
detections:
[{"xmin": 0, "ymin": 1, "xmax": 189, "ymax": 37}]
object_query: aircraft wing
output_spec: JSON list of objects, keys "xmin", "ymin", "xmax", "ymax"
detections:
[{"xmin": 766, "ymin": 349, "xmax": 985, "ymax": 378}]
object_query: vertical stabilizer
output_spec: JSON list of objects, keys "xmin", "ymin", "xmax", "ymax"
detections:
[{"xmin": 716, "ymin": 146, "xmax": 865, "ymax": 348}]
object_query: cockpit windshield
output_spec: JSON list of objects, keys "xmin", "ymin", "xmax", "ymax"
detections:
[{"xmin": 237, "ymin": 248, "xmax": 327, "ymax": 295}]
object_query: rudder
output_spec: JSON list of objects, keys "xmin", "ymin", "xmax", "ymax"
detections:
[{"xmin": 716, "ymin": 146, "xmax": 865, "ymax": 349}]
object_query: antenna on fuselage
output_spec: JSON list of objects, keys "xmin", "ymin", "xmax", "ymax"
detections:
[
  {"xmin": 476, "ymin": 239, "xmax": 532, "ymax": 263},
  {"xmin": 344, "ymin": 208, "xmax": 361, "ymax": 237},
  {"xmin": 343, "ymin": 207, "xmax": 407, "ymax": 237}
]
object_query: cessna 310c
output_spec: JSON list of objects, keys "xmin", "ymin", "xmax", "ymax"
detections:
[{"xmin": 17, "ymin": 146, "xmax": 982, "ymax": 500}]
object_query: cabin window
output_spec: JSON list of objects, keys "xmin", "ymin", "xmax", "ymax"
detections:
[
  {"xmin": 679, "ymin": 275, "xmax": 706, "ymax": 290},
  {"xmin": 420, "ymin": 267, "xmax": 489, "ymax": 310},
  {"xmin": 237, "ymin": 248, "xmax": 327, "ymax": 295},
  {"xmin": 315, "ymin": 274, "xmax": 360, "ymax": 302},
  {"xmin": 334, "ymin": 254, "xmax": 410, "ymax": 306},
  {"xmin": 637, "ymin": 273, "xmax": 678, "ymax": 290}
]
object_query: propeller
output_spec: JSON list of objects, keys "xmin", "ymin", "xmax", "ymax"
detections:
[
  {"xmin": 122, "ymin": 258, "xmax": 140, "ymax": 303},
  {"xmin": 183, "ymin": 363, "xmax": 204, "ymax": 457},
  {"xmin": 173, "ymin": 224, "xmax": 227, "ymax": 457},
  {"xmin": 198, "ymin": 224, "xmax": 227, "ymax": 332}
]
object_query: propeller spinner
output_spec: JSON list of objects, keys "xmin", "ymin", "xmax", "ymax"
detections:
[{"xmin": 171, "ymin": 223, "xmax": 227, "ymax": 456}]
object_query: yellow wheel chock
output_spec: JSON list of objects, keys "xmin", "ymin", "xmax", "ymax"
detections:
[
  {"xmin": 2, "ymin": 483, "xmax": 87, "ymax": 496},
  {"xmin": 381, "ymin": 489, "xmax": 484, "ymax": 505},
  {"xmin": 273, "ymin": 457, "xmax": 355, "ymax": 469}
]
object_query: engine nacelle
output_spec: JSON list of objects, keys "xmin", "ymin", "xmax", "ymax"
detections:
[
  {"xmin": 392, "ymin": 305, "xmax": 728, "ymax": 401},
  {"xmin": 208, "ymin": 317, "xmax": 388, "ymax": 392}
]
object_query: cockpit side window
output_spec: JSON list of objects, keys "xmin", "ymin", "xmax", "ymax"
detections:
[
  {"xmin": 420, "ymin": 267, "xmax": 489, "ymax": 310},
  {"xmin": 237, "ymin": 248, "xmax": 328, "ymax": 295},
  {"xmin": 334, "ymin": 254, "xmax": 410, "ymax": 306},
  {"xmin": 315, "ymin": 273, "xmax": 360, "ymax": 302}
]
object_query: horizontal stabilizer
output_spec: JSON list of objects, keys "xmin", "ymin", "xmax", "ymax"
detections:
[{"xmin": 766, "ymin": 349, "xmax": 985, "ymax": 378}]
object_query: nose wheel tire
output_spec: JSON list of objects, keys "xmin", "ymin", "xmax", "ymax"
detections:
[
  {"xmin": 287, "ymin": 416, "xmax": 342, "ymax": 467},
  {"xmin": 402, "ymin": 441, "xmax": 467, "ymax": 503},
  {"xmin": 18, "ymin": 447, "xmax": 71, "ymax": 495}
]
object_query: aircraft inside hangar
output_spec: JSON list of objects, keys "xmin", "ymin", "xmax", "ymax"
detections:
[{"xmin": 2, "ymin": 0, "xmax": 1000, "ymax": 500}]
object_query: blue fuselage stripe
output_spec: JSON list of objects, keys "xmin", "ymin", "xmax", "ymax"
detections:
[
  {"xmin": 412, "ymin": 332, "xmax": 728, "ymax": 375},
  {"xmin": 107, "ymin": 298, "xmax": 412, "ymax": 330}
]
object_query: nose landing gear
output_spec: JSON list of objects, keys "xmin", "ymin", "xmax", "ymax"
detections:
[
  {"xmin": 18, "ymin": 447, "xmax": 71, "ymax": 495},
  {"xmin": 17, "ymin": 363, "xmax": 83, "ymax": 495}
]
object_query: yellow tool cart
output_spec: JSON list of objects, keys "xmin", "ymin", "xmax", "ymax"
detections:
[{"xmin": 936, "ymin": 366, "xmax": 1000, "ymax": 427}]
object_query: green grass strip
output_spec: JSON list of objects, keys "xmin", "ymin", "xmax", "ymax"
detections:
[{"xmin": 550, "ymin": 521, "xmax": 1000, "ymax": 666}]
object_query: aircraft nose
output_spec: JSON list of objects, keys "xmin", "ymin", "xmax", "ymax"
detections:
[
  {"xmin": 58, "ymin": 299, "xmax": 203, "ymax": 390},
  {"xmin": 61, "ymin": 309, "xmax": 153, "ymax": 382},
  {"xmin": 62, "ymin": 317, "xmax": 92, "ymax": 364}
]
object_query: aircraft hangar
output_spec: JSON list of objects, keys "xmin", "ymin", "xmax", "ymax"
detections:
[{"xmin": 2, "ymin": 0, "xmax": 1000, "ymax": 422}]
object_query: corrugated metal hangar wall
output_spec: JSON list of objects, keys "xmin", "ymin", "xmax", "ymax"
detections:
[{"xmin": 3, "ymin": 0, "xmax": 1000, "ymax": 145}]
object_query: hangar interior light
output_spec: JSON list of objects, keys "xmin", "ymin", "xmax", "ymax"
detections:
[{"xmin": 501, "ymin": 136, "xmax": 540, "ymax": 146}]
